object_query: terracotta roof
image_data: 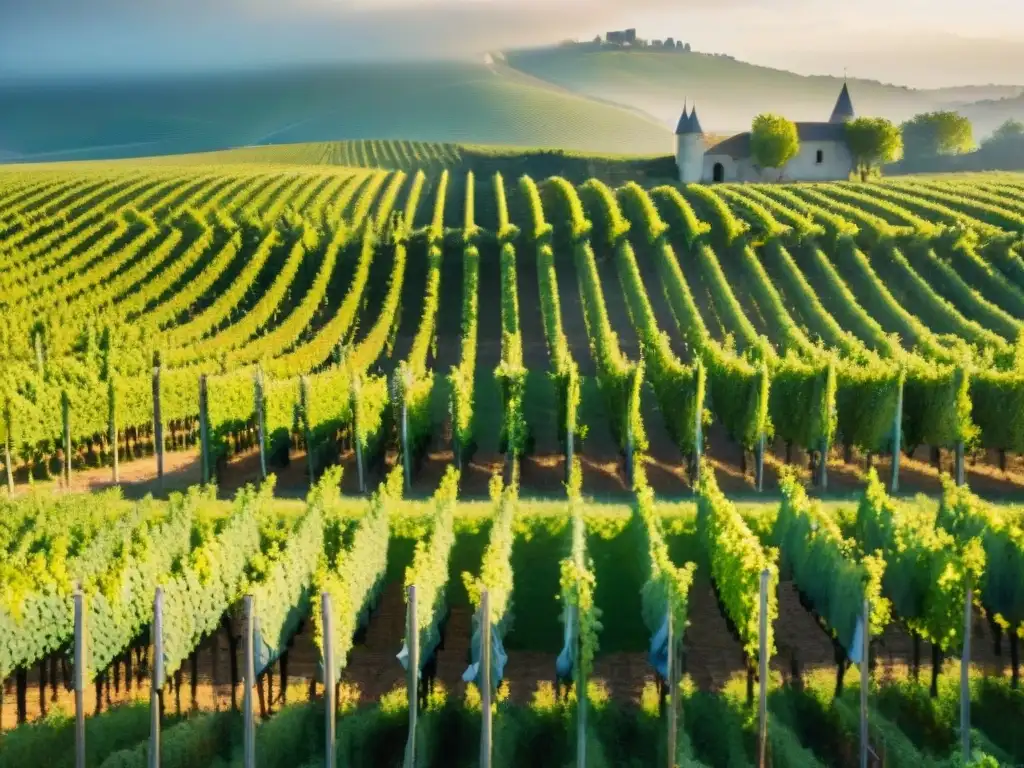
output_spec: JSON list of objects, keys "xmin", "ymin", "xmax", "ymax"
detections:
[{"xmin": 704, "ymin": 122, "xmax": 848, "ymax": 158}]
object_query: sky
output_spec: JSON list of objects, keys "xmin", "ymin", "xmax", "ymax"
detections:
[{"xmin": 1, "ymin": 0, "xmax": 1023, "ymax": 88}]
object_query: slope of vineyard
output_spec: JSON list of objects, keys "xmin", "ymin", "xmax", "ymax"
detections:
[
  {"xmin": 140, "ymin": 140, "xmax": 679, "ymax": 187},
  {"xmin": 2, "ymin": 162, "xmax": 1024, "ymax": 499},
  {"xmin": 4, "ymin": 160, "xmax": 1024, "ymax": 504},
  {"xmin": 0, "ymin": 61, "xmax": 672, "ymax": 164}
]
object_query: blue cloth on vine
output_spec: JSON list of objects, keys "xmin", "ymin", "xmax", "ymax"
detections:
[
  {"xmin": 555, "ymin": 603, "xmax": 576, "ymax": 679},
  {"xmin": 252, "ymin": 618, "xmax": 273, "ymax": 678},
  {"xmin": 648, "ymin": 612, "xmax": 670, "ymax": 678},
  {"xmin": 462, "ymin": 616, "xmax": 507, "ymax": 690},
  {"xmin": 847, "ymin": 614, "xmax": 865, "ymax": 664},
  {"xmin": 253, "ymin": 603, "xmax": 307, "ymax": 677},
  {"xmin": 397, "ymin": 598, "xmax": 446, "ymax": 672},
  {"xmin": 396, "ymin": 626, "xmax": 440, "ymax": 672}
]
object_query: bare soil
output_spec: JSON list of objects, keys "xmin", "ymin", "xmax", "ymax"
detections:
[{"xmin": 14, "ymin": 432, "xmax": 1024, "ymax": 503}]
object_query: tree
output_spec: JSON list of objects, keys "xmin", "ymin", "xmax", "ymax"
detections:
[
  {"xmin": 975, "ymin": 119, "xmax": 1024, "ymax": 169},
  {"xmin": 750, "ymin": 114, "xmax": 800, "ymax": 180},
  {"xmin": 991, "ymin": 118, "xmax": 1024, "ymax": 142},
  {"xmin": 845, "ymin": 117, "xmax": 903, "ymax": 180},
  {"xmin": 981, "ymin": 118, "xmax": 1024, "ymax": 152},
  {"xmin": 901, "ymin": 111, "xmax": 974, "ymax": 159}
]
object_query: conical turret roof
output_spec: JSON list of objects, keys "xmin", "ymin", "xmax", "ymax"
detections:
[
  {"xmin": 687, "ymin": 105, "xmax": 704, "ymax": 134},
  {"xmin": 829, "ymin": 83, "xmax": 855, "ymax": 123},
  {"xmin": 675, "ymin": 102, "xmax": 692, "ymax": 135}
]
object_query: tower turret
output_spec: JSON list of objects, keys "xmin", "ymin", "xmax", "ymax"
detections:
[
  {"xmin": 675, "ymin": 101, "xmax": 704, "ymax": 182},
  {"xmin": 688, "ymin": 106, "xmax": 704, "ymax": 134},
  {"xmin": 675, "ymin": 100, "xmax": 691, "ymax": 133},
  {"xmin": 829, "ymin": 82, "xmax": 855, "ymax": 123}
]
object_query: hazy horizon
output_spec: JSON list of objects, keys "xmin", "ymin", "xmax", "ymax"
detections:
[{"xmin": 2, "ymin": 0, "xmax": 1023, "ymax": 89}]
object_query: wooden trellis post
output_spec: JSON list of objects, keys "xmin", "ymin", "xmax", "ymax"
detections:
[
  {"xmin": 818, "ymin": 435, "xmax": 829, "ymax": 489},
  {"xmin": 574, "ymin": 603, "xmax": 586, "ymax": 768},
  {"xmin": 955, "ymin": 366, "xmax": 967, "ymax": 487},
  {"xmin": 254, "ymin": 370, "xmax": 266, "ymax": 480},
  {"xmin": 109, "ymin": 378, "xmax": 119, "ymax": 485},
  {"xmin": 153, "ymin": 362, "xmax": 164, "ymax": 487},
  {"xmin": 404, "ymin": 585, "xmax": 419, "ymax": 768},
  {"xmin": 199, "ymin": 375, "xmax": 210, "ymax": 485},
  {"xmin": 693, "ymin": 396, "xmax": 703, "ymax": 488},
  {"xmin": 62, "ymin": 391, "xmax": 72, "ymax": 488},
  {"xmin": 565, "ymin": 420, "xmax": 574, "ymax": 485},
  {"xmin": 300, "ymin": 376, "xmax": 315, "ymax": 488},
  {"xmin": 565, "ymin": 372, "xmax": 578, "ymax": 486},
  {"xmin": 755, "ymin": 433, "xmax": 765, "ymax": 493},
  {"xmin": 149, "ymin": 588, "xmax": 164, "ymax": 768},
  {"xmin": 4, "ymin": 402, "xmax": 14, "ymax": 495},
  {"xmin": 692, "ymin": 361, "xmax": 705, "ymax": 488},
  {"xmin": 243, "ymin": 596, "xmax": 255, "ymax": 768},
  {"xmin": 758, "ymin": 569, "xmax": 769, "ymax": 768},
  {"xmin": 961, "ymin": 583, "xmax": 973, "ymax": 762},
  {"xmin": 480, "ymin": 590, "xmax": 492, "ymax": 768},
  {"xmin": 451, "ymin": 395, "xmax": 462, "ymax": 474},
  {"xmin": 322, "ymin": 593, "xmax": 336, "ymax": 768},
  {"xmin": 399, "ymin": 374, "xmax": 411, "ymax": 492},
  {"xmin": 860, "ymin": 596, "xmax": 870, "ymax": 768},
  {"xmin": 890, "ymin": 376, "xmax": 904, "ymax": 494},
  {"xmin": 624, "ymin": 406, "xmax": 635, "ymax": 488},
  {"xmin": 756, "ymin": 363, "xmax": 767, "ymax": 493},
  {"xmin": 74, "ymin": 588, "xmax": 86, "ymax": 768},
  {"xmin": 352, "ymin": 377, "xmax": 365, "ymax": 494},
  {"xmin": 666, "ymin": 604, "xmax": 677, "ymax": 768},
  {"xmin": 34, "ymin": 330, "xmax": 45, "ymax": 376}
]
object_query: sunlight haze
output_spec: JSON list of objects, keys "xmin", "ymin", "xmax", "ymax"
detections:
[{"xmin": 1, "ymin": 0, "xmax": 1022, "ymax": 87}]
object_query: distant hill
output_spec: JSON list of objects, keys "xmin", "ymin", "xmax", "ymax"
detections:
[
  {"xmin": 0, "ymin": 60, "xmax": 672, "ymax": 164},
  {"xmin": 6, "ymin": 48, "xmax": 1023, "ymax": 168},
  {"xmin": 958, "ymin": 94, "xmax": 1024, "ymax": 139},
  {"xmin": 503, "ymin": 46, "xmax": 1023, "ymax": 136},
  {"xmin": 924, "ymin": 85, "xmax": 1024, "ymax": 104}
]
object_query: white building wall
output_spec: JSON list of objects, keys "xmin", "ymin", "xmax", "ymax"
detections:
[
  {"xmin": 778, "ymin": 141, "xmax": 853, "ymax": 181},
  {"xmin": 702, "ymin": 154, "xmax": 739, "ymax": 182},
  {"xmin": 676, "ymin": 134, "xmax": 705, "ymax": 183},
  {"xmin": 700, "ymin": 140, "xmax": 853, "ymax": 183}
]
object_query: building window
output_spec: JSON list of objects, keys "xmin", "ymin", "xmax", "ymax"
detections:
[
  {"xmin": 815, "ymin": 149, "xmax": 824, "ymax": 164},
  {"xmin": 712, "ymin": 162, "xmax": 725, "ymax": 182}
]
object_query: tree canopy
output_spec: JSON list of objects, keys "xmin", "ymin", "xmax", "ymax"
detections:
[
  {"xmin": 845, "ymin": 117, "xmax": 903, "ymax": 179},
  {"xmin": 750, "ymin": 113, "xmax": 800, "ymax": 178},
  {"xmin": 992, "ymin": 118, "xmax": 1024, "ymax": 140},
  {"xmin": 983, "ymin": 118, "xmax": 1024, "ymax": 149},
  {"xmin": 901, "ymin": 111, "xmax": 974, "ymax": 158},
  {"xmin": 970, "ymin": 119, "xmax": 1024, "ymax": 170}
]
